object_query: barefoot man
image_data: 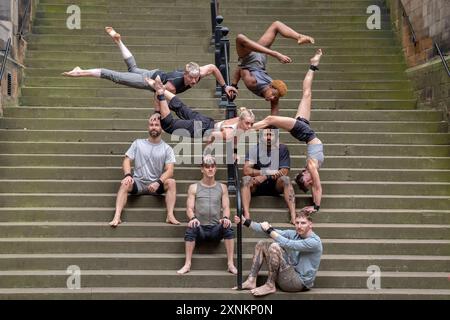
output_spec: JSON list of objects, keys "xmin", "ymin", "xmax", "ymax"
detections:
[
  {"xmin": 63, "ymin": 27, "xmax": 238, "ymax": 98},
  {"xmin": 177, "ymin": 155, "xmax": 237, "ymax": 275},
  {"xmin": 232, "ymin": 21, "xmax": 314, "ymax": 115},
  {"xmin": 109, "ymin": 114, "xmax": 179, "ymax": 227},
  {"xmin": 234, "ymin": 211, "xmax": 322, "ymax": 297}
]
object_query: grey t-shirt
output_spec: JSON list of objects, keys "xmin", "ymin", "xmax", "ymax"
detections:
[{"xmin": 125, "ymin": 139, "xmax": 176, "ymax": 183}]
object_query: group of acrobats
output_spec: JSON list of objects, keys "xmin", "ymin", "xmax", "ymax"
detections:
[{"xmin": 62, "ymin": 21, "xmax": 324, "ymax": 297}]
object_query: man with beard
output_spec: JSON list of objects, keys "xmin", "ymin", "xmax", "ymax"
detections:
[
  {"xmin": 241, "ymin": 128, "xmax": 296, "ymax": 224},
  {"xmin": 109, "ymin": 114, "xmax": 178, "ymax": 227}
]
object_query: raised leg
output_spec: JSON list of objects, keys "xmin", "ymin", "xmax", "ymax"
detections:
[
  {"xmin": 295, "ymin": 49, "xmax": 322, "ymax": 121},
  {"xmin": 257, "ymin": 21, "xmax": 314, "ymax": 48},
  {"xmin": 253, "ymin": 115, "xmax": 296, "ymax": 132},
  {"xmin": 62, "ymin": 67, "xmax": 101, "ymax": 78}
]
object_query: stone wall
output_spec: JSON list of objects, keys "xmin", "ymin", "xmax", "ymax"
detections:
[{"xmin": 386, "ymin": 0, "xmax": 449, "ymax": 125}]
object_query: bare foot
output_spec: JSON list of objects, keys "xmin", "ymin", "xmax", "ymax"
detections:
[
  {"xmin": 166, "ymin": 217, "xmax": 181, "ymax": 225},
  {"xmin": 62, "ymin": 66, "xmax": 82, "ymax": 77},
  {"xmin": 109, "ymin": 218, "xmax": 122, "ymax": 228},
  {"xmin": 105, "ymin": 26, "xmax": 121, "ymax": 44},
  {"xmin": 310, "ymin": 49, "xmax": 323, "ymax": 67},
  {"xmin": 227, "ymin": 264, "xmax": 238, "ymax": 275},
  {"xmin": 177, "ymin": 264, "xmax": 191, "ymax": 275},
  {"xmin": 233, "ymin": 277, "xmax": 257, "ymax": 290},
  {"xmin": 251, "ymin": 283, "xmax": 276, "ymax": 296},
  {"xmin": 298, "ymin": 34, "xmax": 315, "ymax": 45},
  {"xmin": 275, "ymin": 52, "xmax": 292, "ymax": 64}
]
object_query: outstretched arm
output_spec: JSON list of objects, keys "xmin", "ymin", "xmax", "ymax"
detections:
[
  {"xmin": 200, "ymin": 64, "xmax": 238, "ymax": 99},
  {"xmin": 231, "ymin": 68, "xmax": 241, "ymax": 87}
]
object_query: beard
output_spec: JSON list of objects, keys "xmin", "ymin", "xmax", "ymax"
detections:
[{"xmin": 149, "ymin": 129, "xmax": 161, "ymax": 138}]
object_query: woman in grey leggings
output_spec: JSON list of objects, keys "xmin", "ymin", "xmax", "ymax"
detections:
[{"xmin": 62, "ymin": 27, "xmax": 237, "ymax": 98}]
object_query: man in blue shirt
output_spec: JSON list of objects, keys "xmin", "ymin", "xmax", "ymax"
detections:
[
  {"xmin": 234, "ymin": 211, "xmax": 322, "ymax": 297},
  {"xmin": 241, "ymin": 128, "xmax": 296, "ymax": 224}
]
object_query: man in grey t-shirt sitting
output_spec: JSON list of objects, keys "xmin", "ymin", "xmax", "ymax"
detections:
[
  {"xmin": 234, "ymin": 211, "xmax": 322, "ymax": 297},
  {"xmin": 177, "ymin": 155, "xmax": 237, "ymax": 275},
  {"xmin": 109, "ymin": 114, "xmax": 178, "ymax": 227}
]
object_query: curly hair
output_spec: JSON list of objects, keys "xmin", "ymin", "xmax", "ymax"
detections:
[{"xmin": 271, "ymin": 79, "xmax": 288, "ymax": 97}]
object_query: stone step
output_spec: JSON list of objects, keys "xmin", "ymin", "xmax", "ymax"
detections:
[
  {"xmin": 2, "ymin": 129, "xmax": 448, "ymax": 145},
  {"xmin": 2, "ymin": 118, "xmax": 445, "ymax": 133},
  {"xmin": 1, "ymin": 180, "xmax": 448, "ymax": 196},
  {"xmin": 26, "ymin": 60, "xmax": 408, "ymax": 73},
  {"xmin": 4, "ymin": 107, "xmax": 439, "ymax": 122},
  {"xmin": 21, "ymin": 87, "xmax": 414, "ymax": 100},
  {"xmin": 24, "ymin": 51, "xmax": 406, "ymax": 64},
  {"xmin": 30, "ymin": 27, "xmax": 398, "ymax": 40},
  {"xmin": 1, "ymin": 166, "xmax": 448, "ymax": 183},
  {"xmin": 27, "ymin": 35, "xmax": 397, "ymax": 48},
  {"xmin": 1, "ymin": 287, "xmax": 449, "ymax": 300},
  {"xmin": 0, "ymin": 237, "xmax": 448, "ymax": 255},
  {"xmin": 39, "ymin": 0, "xmax": 387, "ymax": 7},
  {"xmin": 0, "ymin": 270, "xmax": 448, "ymax": 290},
  {"xmin": 0, "ymin": 222, "xmax": 448, "ymax": 240},
  {"xmin": 1, "ymin": 154, "xmax": 447, "ymax": 169},
  {"xmin": 0, "ymin": 141, "xmax": 448, "ymax": 157},
  {"xmin": 0, "ymin": 253, "xmax": 448, "ymax": 272},
  {"xmin": 26, "ymin": 43, "xmax": 403, "ymax": 56},
  {"xmin": 1, "ymin": 208, "xmax": 448, "ymax": 225},
  {"xmin": 23, "ymin": 77, "xmax": 413, "ymax": 91},
  {"xmin": 0, "ymin": 193, "xmax": 448, "ymax": 210}
]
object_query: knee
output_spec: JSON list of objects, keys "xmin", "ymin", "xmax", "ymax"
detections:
[
  {"xmin": 242, "ymin": 176, "xmax": 252, "ymax": 187},
  {"xmin": 272, "ymin": 21, "xmax": 282, "ymax": 29},
  {"xmin": 265, "ymin": 115, "xmax": 275, "ymax": 124},
  {"xmin": 269, "ymin": 243, "xmax": 282, "ymax": 254},
  {"xmin": 256, "ymin": 240, "xmax": 269, "ymax": 249},
  {"xmin": 165, "ymin": 178, "xmax": 176, "ymax": 190},
  {"xmin": 236, "ymin": 33, "xmax": 248, "ymax": 44},
  {"xmin": 280, "ymin": 176, "xmax": 290, "ymax": 187}
]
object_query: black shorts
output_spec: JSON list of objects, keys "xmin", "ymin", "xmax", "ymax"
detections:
[
  {"xmin": 252, "ymin": 179, "xmax": 281, "ymax": 196},
  {"xmin": 184, "ymin": 224, "xmax": 234, "ymax": 242},
  {"xmin": 289, "ymin": 117, "xmax": 316, "ymax": 143},
  {"xmin": 130, "ymin": 180, "xmax": 164, "ymax": 195}
]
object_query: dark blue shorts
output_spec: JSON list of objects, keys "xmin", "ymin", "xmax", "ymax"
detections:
[
  {"xmin": 289, "ymin": 117, "xmax": 316, "ymax": 143},
  {"xmin": 252, "ymin": 179, "xmax": 281, "ymax": 196},
  {"xmin": 184, "ymin": 224, "xmax": 234, "ymax": 242}
]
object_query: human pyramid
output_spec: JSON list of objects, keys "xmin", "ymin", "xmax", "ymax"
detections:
[{"xmin": 63, "ymin": 21, "xmax": 323, "ymax": 297}]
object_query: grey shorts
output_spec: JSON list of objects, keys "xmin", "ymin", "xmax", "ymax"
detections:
[
  {"xmin": 238, "ymin": 51, "xmax": 267, "ymax": 70},
  {"xmin": 277, "ymin": 265, "xmax": 307, "ymax": 292},
  {"xmin": 130, "ymin": 177, "xmax": 164, "ymax": 195}
]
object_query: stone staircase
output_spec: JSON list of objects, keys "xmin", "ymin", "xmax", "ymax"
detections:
[{"xmin": 0, "ymin": 0, "xmax": 449, "ymax": 299}]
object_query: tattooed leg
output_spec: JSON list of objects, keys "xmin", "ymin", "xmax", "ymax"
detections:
[
  {"xmin": 251, "ymin": 243, "xmax": 288, "ymax": 296},
  {"xmin": 278, "ymin": 176, "xmax": 296, "ymax": 224},
  {"xmin": 240, "ymin": 240, "xmax": 271, "ymax": 290}
]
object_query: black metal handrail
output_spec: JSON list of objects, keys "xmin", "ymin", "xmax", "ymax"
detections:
[
  {"xmin": 210, "ymin": 0, "xmax": 218, "ymax": 44},
  {"xmin": 398, "ymin": 0, "xmax": 417, "ymax": 45},
  {"xmin": 0, "ymin": 38, "xmax": 12, "ymax": 87},
  {"xmin": 17, "ymin": 0, "xmax": 32, "ymax": 40},
  {"xmin": 435, "ymin": 43, "xmax": 450, "ymax": 78},
  {"xmin": 233, "ymin": 162, "xmax": 243, "ymax": 289},
  {"xmin": 210, "ymin": 7, "xmax": 243, "ymax": 289}
]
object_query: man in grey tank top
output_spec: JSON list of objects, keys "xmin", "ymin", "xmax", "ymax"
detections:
[
  {"xmin": 177, "ymin": 155, "xmax": 237, "ymax": 275},
  {"xmin": 232, "ymin": 21, "xmax": 314, "ymax": 115}
]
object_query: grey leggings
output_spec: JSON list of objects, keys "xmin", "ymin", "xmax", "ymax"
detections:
[{"xmin": 100, "ymin": 56, "xmax": 157, "ymax": 90}]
